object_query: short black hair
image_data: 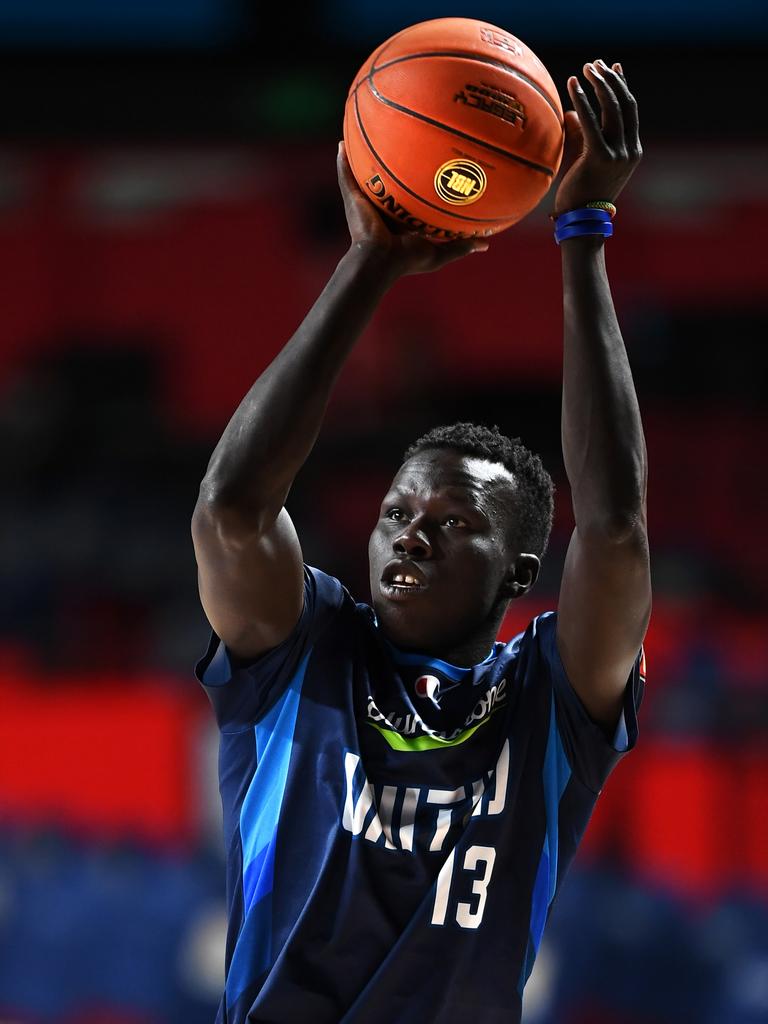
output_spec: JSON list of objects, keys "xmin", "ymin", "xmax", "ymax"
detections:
[{"xmin": 403, "ymin": 422, "xmax": 555, "ymax": 558}]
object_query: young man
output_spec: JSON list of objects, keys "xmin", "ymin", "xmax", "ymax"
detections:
[{"xmin": 192, "ymin": 60, "xmax": 650, "ymax": 1024}]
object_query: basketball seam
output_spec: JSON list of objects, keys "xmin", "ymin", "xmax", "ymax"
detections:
[
  {"xmin": 352, "ymin": 88, "xmax": 502, "ymax": 226},
  {"xmin": 365, "ymin": 75, "xmax": 556, "ymax": 177},
  {"xmin": 369, "ymin": 50, "xmax": 564, "ymax": 126},
  {"xmin": 351, "ymin": 27, "xmax": 413, "ymax": 96}
]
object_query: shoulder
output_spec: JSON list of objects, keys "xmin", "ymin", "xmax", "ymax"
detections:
[
  {"xmin": 195, "ymin": 565, "xmax": 367, "ymax": 729},
  {"xmin": 304, "ymin": 564, "xmax": 352, "ymax": 620},
  {"xmin": 496, "ymin": 610, "xmax": 558, "ymax": 672},
  {"xmin": 516, "ymin": 609, "xmax": 646, "ymax": 790}
]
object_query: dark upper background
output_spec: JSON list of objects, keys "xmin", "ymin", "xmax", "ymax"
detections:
[
  {"xmin": 1, "ymin": 4, "xmax": 766, "ymax": 1024},
  {"xmin": 0, "ymin": 1, "xmax": 765, "ymax": 142}
]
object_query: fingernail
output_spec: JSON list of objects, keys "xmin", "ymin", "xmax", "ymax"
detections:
[
  {"xmin": 615, "ymin": 62, "xmax": 624, "ymax": 74},
  {"xmin": 585, "ymin": 62, "xmax": 597, "ymax": 74},
  {"xmin": 596, "ymin": 58, "xmax": 608, "ymax": 68}
]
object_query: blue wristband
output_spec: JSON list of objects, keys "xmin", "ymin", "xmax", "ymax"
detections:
[
  {"xmin": 555, "ymin": 221, "xmax": 614, "ymax": 244},
  {"xmin": 555, "ymin": 207, "xmax": 612, "ymax": 229}
]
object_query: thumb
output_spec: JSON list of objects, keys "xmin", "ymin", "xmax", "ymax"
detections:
[
  {"xmin": 560, "ymin": 111, "xmax": 583, "ymax": 174},
  {"xmin": 336, "ymin": 141, "xmax": 381, "ymax": 238},
  {"xmin": 433, "ymin": 236, "xmax": 490, "ymax": 266}
]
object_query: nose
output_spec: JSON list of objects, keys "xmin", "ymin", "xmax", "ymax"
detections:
[{"xmin": 393, "ymin": 521, "xmax": 432, "ymax": 560}]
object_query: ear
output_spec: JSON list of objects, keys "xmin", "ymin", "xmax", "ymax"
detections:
[{"xmin": 501, "ymin": 553, "xmax": 541, "ymax": 600}]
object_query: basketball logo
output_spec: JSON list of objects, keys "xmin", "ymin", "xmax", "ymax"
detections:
[{"xmin": 434, "ymin": 159, "xmax": 487, "ymax": 205}]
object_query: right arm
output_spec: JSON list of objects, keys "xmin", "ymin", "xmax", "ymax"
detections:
[{"xmin": 192, "ymin": 144, "xmax": 489, "ymax": 661}]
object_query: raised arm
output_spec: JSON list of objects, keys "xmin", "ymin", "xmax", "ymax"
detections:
[
  {"xmin": 192, "ymin": 145, "xmax": 488, "ymax": 661},
  {"xmin": 553, "ymin": 61, "xmax": 651, "ymax": 732}
]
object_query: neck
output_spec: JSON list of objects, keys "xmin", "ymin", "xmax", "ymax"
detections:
[
  {"xmin": 436, "ymin": 599, "xmax": 510, "ymax": 666},
  {"xmin": 390, "ymin": 605, "xmax": 506, "ymax": 669},
  {"xmin": 425, "ymin": 633, "xmax": 498, "ymax": 668}
]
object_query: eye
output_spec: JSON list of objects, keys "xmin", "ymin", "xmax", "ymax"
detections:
[
  {"xmin": 443, "ymin": 515, "xmax": 468, "ymax": 528},
  {"xmin": 384, "ymin": 507, "xmax": 407, "ymax": 522}
]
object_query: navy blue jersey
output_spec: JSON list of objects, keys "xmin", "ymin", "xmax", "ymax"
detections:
[{"xmin": 195, "ymin": 566, "xmax": 645, "ymax": 1024}]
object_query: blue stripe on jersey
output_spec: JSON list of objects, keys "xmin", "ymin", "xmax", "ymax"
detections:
[
  {"xmin": 225, "ymin": 650, "xmax": 310, "ymax": 1004},
  {"xmin": 518, "ymin": 692, "xmax": 571, "ymax": 994},
  {"xmin": 613, "ymin": 710, "xmax": 629, "ymax": 752},
  {"xmin": 386, "ymin": 641, "xmax": 499, "ymax": 683},
  {"xmin": 200, "ymin": 638, "xmax": 233, "ymax": 685}
]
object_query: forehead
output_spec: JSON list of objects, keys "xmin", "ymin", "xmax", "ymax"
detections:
[{"xmin": 388, "ymin": 450, "xmax": 515, "ymax": 503}]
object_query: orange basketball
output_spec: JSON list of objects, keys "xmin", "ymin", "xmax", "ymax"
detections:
[{"xmin": 343, "ymin": 18, "xmax": 564, "ymax": 240}]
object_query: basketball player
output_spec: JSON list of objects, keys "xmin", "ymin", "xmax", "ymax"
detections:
[{"xmin": 192, "ymin": 60, "xmax": 649, "ymax": 1023}]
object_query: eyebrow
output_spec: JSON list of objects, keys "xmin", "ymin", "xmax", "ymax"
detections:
[{"xmin": 383, "ymin": 487, "xmax": 491, "ymax": 519}]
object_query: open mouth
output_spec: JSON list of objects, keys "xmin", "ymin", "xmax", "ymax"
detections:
[{"xmin": 380, "ymin": 566, "xmax": 428, "ymax": 600}]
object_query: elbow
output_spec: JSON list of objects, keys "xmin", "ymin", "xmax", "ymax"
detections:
[
  {"xmin": 196, "ymin": 467, "xmax": 272, "ymax": 518},
  {"xmin": 573, "ymin": 463, "xmax": 648, "ymax": 545},
  {"xmin": 579, "ymin": 506, "xmax": 648, "ymax": 547},
  {"xmin": 193, "ymin": 479, "xmax": 274, "ymax": 545},
  {"xmin": 604, "ymin": 510, "xmax": 648, "ymax": 546},
  {"xmin": 197, "ymin": 473, "xmax": 235, "ymax": 510}
]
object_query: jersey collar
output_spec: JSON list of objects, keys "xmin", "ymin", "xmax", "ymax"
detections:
[{"xmin": 380, "ymin": 631, "xmax": 501, "ymax": 686}]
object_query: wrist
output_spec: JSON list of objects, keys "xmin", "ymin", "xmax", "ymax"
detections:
[
  {"xmin": 559, "ymin": 234, "xmax": 606, "ymax": 252},
  {"xmin": 560, "ymin": 234, "xmax": 607, "ymax": 281},
  {"xmin": 552, "ymin": 205, "xmax": 614, "ymax": 246},
  {"xmin": 552, "ymin": 200, "xmax": 617, "ymax": 219},
  {"xmin": 343, "ymin": 241, "xmax": 402, "ymax": 289}
]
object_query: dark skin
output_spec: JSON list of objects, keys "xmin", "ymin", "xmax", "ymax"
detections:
[
  {"xmin": 368, "ymin": 451, "xmax": 540, "ymax": 665},
  {"xmin": 192, "ymin": 60, "xmax": 650, "ymax": 733}
]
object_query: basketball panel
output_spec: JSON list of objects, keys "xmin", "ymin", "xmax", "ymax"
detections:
[
  {"xmin": 371, "ymin": 56, "xmax": 564, "ymax": 176},
  {"xmin": 344, "ymin": 98, "xmax": 490, "ymax": 237},
  {"xmin": 347, "ymin": 86, "xmax": 553, "ymax": 231},
  {"xmin": 374, "ymin": 17, "xmax": 562, "ymax": 119}
]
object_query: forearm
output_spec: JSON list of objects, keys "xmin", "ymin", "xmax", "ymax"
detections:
[
  {"xmin": 560, "ymin": 237, "xmax": 647, "ymax": 535},
  {"xmin": 200, "ymin": 244, "xmax": 395, "ymax": 520}
]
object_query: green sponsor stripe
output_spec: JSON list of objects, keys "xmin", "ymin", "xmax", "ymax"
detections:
[{"xmin": 367, "ymin": 711, "xmax": 495, "ymax": 752}]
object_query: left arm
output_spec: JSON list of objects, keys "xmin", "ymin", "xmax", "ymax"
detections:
[{"xmin": 554, "ymin": 60, "xmax": 651, "ymax": 733}]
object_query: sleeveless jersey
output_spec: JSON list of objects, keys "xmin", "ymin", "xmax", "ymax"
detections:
[{"xmin": 195, "ymin": 566, "xmax": 645, "ymax": 1023}]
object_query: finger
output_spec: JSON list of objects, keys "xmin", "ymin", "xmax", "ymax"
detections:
[
  {"xmin": 566, "ymin": 75, "xmax": 606, "ymax": 154},
  {"xmin": 590, "ymin": 60, "xmax": 642, "ymax": 165},
  {"xmin": 336, "ymin": 141, "xmax": 362, "ymax": 199},
  {"xmin": 610, "ymin": 61, "xmax": 641, "ymax": 156},
  {"xmin": 584, "ymin": 61, "xmax": 624, "ymax": 147},
  {"xmin": 595, "ymin": 59, "xmax": 635, "ymax": 144},
  {"xmin": 336, "ymin": 142, "xmax": 375, "ymax": 234},
  {"xmin": 433, "ymin": 236, "xmax": 489, "ymax": 266}
]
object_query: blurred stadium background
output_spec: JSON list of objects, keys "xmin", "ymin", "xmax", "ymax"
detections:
[{"xmin": 0, "ymin": 2, "xmax": 766, "ymax": 1022}]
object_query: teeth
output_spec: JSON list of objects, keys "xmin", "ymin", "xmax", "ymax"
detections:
[{"xmin": 392, "ymin": 574, "xmax": 420, "ymax": 586}]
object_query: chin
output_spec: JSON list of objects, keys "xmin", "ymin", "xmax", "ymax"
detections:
[{"xmin": 372, "ymin": 601, "xmax": 446, "ymax": 653}]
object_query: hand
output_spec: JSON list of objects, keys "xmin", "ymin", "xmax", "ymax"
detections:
[
  {"xmin": 553, "ymin": 60, "xmax": 642, "ymax": 218},
  {"xmin": 336, "ymin": 142, "xmax": 489, "ymax": 279}
]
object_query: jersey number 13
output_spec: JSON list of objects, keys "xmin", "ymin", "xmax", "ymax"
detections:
[{"xmin": 431, "ymin": 844, "xmax": 497, "ymax": 929}]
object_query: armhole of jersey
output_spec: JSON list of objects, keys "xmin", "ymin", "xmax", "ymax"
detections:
[
  {"xmin": 543, "ymin": 612, "xmax": 643, "ymax": 757},
  {"xmin": 195, "ymin": 564, "xmax": 347, "ymax": 688}
]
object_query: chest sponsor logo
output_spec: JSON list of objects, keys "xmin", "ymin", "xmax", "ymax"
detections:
[
  {"xmin": 414, "ymin": 674, "xmax": 441, "ymax": 707},
  {"xmin": 367, "ymin": 677, "xmax": 507, "ymax": 751},
  {"xmin": 341, "ymin": 739, "xmax": 509, "ymax": 853}
]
